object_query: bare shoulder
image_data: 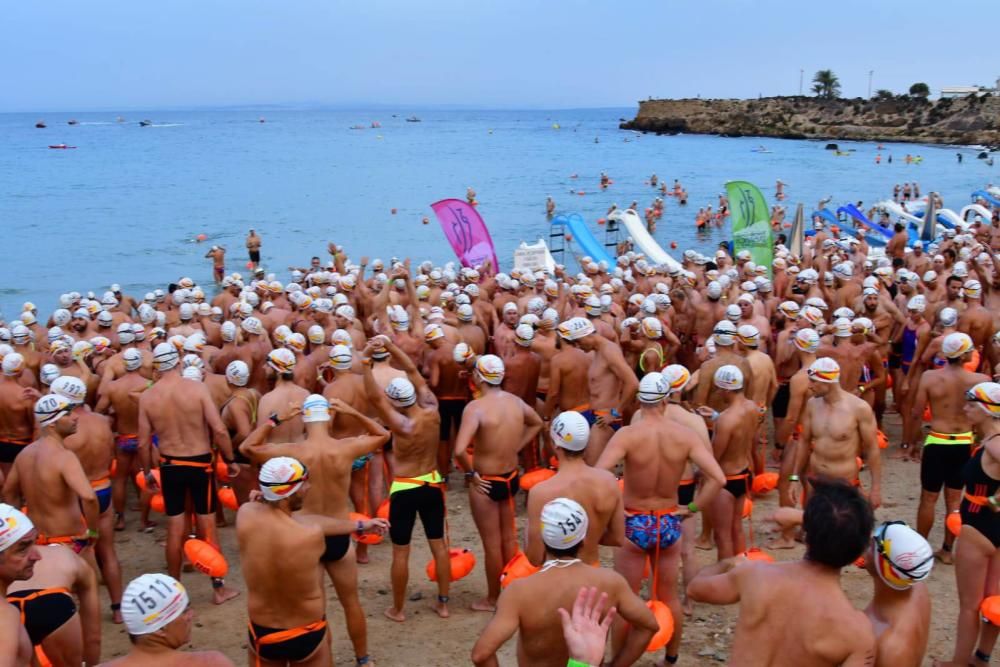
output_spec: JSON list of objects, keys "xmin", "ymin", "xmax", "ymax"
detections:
[{"xmin": 185, "ymin": 650, "xmax": 237, "ymax": 666}]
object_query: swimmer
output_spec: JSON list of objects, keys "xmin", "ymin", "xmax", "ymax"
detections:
[
  {"xmin": 454, "ymin": 355, "xmax": 543, "ymax": 612},
  {"xmin": 100, "ymin": 573, "xmax": 235, "ymax": 666},
  {"xmin": 246, "ymin": 229, "xmax": 262, "ymax": 270},
  {"xmin": 137, "ymin": 343, "xmax": 239, "ymax": 605},
  {"xmin": 0, "ymin": 504, "xmax": 40, "ymax": 667},
  {"xmin": 0, "ymin": 353, "xmax": 38, "ymax": 477},
  {"xmin": 237, "ymin": 456, "xmax": 387, "ymax": 667},
  {"xmin": 471, "ymin": 498, "xmax": 657, "ymax": 667},
  {"xmin": 688, "ymin": 478, "xmax": 876, "ymax": 665},
  {"xmin": 204, "ymin": 246, "xmax": 226, "ymax": 284}
]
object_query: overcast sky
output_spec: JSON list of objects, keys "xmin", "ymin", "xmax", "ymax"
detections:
[{"xmin": 3, "ymin": 0, "xmax": 996, "ymax": 112}]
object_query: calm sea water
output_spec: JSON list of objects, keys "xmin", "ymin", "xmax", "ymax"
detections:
[{"xmin": 0, "ymin": 108, "xmax": 993, "ymax": 317}]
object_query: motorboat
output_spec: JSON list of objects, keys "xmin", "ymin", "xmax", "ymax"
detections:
[
  {"xmin": 405, "ymin": 116, "xmax": 421, "ymax": 122},
  {"xmin": 35, "ymin": 121, "xmax": 46, "ymax": 128},
  {"xmin": 139, "ymin": 120, "xmax": 152, "ymax": 127}
]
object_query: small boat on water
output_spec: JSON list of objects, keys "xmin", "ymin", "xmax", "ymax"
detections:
[
  {"xmin": 371, "ymin": 121, "xmax": 381, "ymax": 128},
  {"xmin": 405, "ymin": 116, "xmax": 421, "ymax": 123},
  {"xmin": 35, "ymin": 121, "xmax": 46, "ymax": 128},
  {"xmin": 139, "ymin": 120, "xmax": 152, "ymax": 127},
  {"xmin": 259, "ymin": 117, "xmax": 266, "ymax": 123},
  {"xmin": 349, "ymin": 125, "xmax": 365, "ymax": 130},
  {"xmin": 67, "ymin": 119, "xmax": 78, "ymax": 126},
  {"xmin": 49, "ymin": 144, "xmax": 76, "ymax": 149},
  {"xmin": 116, "ymin": 116, "xmax": 125, "ymax": 123}
]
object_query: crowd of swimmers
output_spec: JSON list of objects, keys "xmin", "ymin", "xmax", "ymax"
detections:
[{"xmin": 2, "ymin": 213, "xmax": 1000, "ymax": 666}]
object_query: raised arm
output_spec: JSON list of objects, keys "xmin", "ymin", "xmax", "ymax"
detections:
[{"xmin": 328, "ymin": 398, "xmax": 390, "ymax": 459}]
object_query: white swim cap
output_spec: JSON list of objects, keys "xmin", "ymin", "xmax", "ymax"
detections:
[
  {"xmin": 638, "ymin": 371, "xmax": 669, "ymax": 404},
  {"xmin": 152, "ymin": 343, "xmax": 179, "ymax": 371},
  {"xmin": 223, "ymin": 360, "xmax": 249, "ymax": 387},
  {"xmin": 557, "ymin": 317, "xmax": 595, "ymax": 341},
  {"xmin": 183, "ymin": 332, "xmax": 206, "ymax": 353},
  {"xmin": 34, "ymin": 393, "xmax": 73, "ymax": 426},
  {"xmin": 51, "ymin": 376, "xmax": 87, "ymax": 405},
  {"xmin": 937, "ymin": 307, "xmax": 957, "ymax": 327},
  {"xmin": 713, "ymin": 320, "xmax": 737, "ymax": 347},
  {"xmin": 942, "ymin": 332, "xmax": 974, "ymax": 359},
  {"xmin": 121, "ymin": 348, "xmax": 142, "ymax": 372},
  {"xmin": 662, "ymin": 364, "xmax": 691, "ymax": 394},
  {"xmin": 794, "ymin": 328, "xmax": 820, "ymax": 353},
  {"xmin": 2, "ymin": 352, "xmax": 25, "ymax": 377},
  {"xmin": 540, "ymin": 497, "xmax": 588, "ymax": 550},
  {"xmin": 242, "ymin": 317, "xmax": 263, "ymax": 335},
  {"xmin": 386, "ymin": 378, "xmax": 417, "ymax": 407},
  {"xmin": 807, "ymin": 357, "xmax": 841, "ymax": 383},
  {"xmin": 737, "ymin": 324, "xmax": 760, "ymax": 347},
  {"xmin": 302, "ymin": 394, "xmax": 330, "ymax": 423},
  {"xmin": 40, "ymin": 363, "xmax": 61, "ymax": 385},
  {"xmin": 452, "ymin": 342, "xmax": 473, "ymax": 364},
  {"xmin": 833, "ymin": 317, "xmax": 853, "ymax": 338},
  {"xmin": 424, "ymin": 323, "xmax": 445, "ymax": 343},
  {"xmin": 801, "ymin": 306, "xmax": 824, "ymax": 326},
  {"xmin": 220, "ymin": 321, "xmax": 237, "ymax": 342},
  {"xmin": 714, "ymin": 365, "xmax": 744, "ymax": 391},
  {"xmin": 0, "ymin": 503, "xmax": 34, "ymax": 553},
  {"xmin": 778, "ymin": 301, "xmax": 800, "ymax": 320},
  {"xmin": 122, "ymin": 573, "xmax": 190, "ymax": 636},
  {"xmin": 182, "ymin": 366, "xmax": 203, "ymax": 382},
  {"xmin": 475, "ymin": 354, "xmax": 505, "ymax": 385},
  {"xmin": 329, "ymin": 345, "xmax": 353, "ymax": 370},
  {"xmin": 53, "ymin": 309, "xmax": 72, "ymax": 327},
  {"xmin": 307, "ymin": 325, "xmax": 325, "ymax": 345},
  {"xmin": 906, "ymin": 295, "xmax": 926, "ymax": 313},
  {"xmin": 514, "ymin": 324, "xmax": 535, "ymax": 347},
  {"xmin": 178, "ymin": 303, "xmax": 194, "ymax": 321},
  {"xmin": 285, "ymin": 333, "xmax": 306, "ymax": 353},
  {"xmin": 72, "ymin": 340, "xmax": 94, "ymax": 361},
  {"xmin": 550, "ymin": 411, "xmax": 590, "ymax": 452},
  {"xmin": 267, "ymin": 348, "xmax": 296, "ymax": 374},
  {"xmin": 871, "ymin": 521, "xmax": 934, "ymax": 591},
  {"xmin": 964, "ymin": 279, "xmax": 983, "ymax": 299},
  {"xmin": 706, "ymin": 281, "xmax": 723, "ymax": 299}
]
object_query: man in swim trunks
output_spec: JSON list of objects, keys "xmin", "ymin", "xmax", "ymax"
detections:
[
  {"xmin": 0, "ymin": 353, "xmax": 38, "ymax": 476},
  {"xmin": 910, "ymin": 332, "xmax": 989, "ymax": 563},
  {"xmin": 258, "ymin": 348, "xmax": 309, "ymax": 444},
  {"xmin": 556, "ymin": 317, "xmax": 637, "ymax": 464},
  {"xmin": 692, "ymin": 321, "xmax": 755, "ymax": 415},
  {"xmin": 454, "ymin": 355, "xmax": 543, "ymax": 612},
  {"xmin": 708, "ymin": 365, "xmax": 759, "ymax": 560},
  {"xmin": 240, "ymin": 395, "xmax": 389, "ymax": 666},
  {"xmin": 0, "ymin": 504, "xmax": 40, "ymax": 667},
  {"xmin": 541, "ymin": 330, "xmax": 591, "ymax": 420},
  {"xmin": 791, "ymin": 358, "xmax": 883, "ymax": 508},
  {"xmin": 246, "ymin": 229, "xmax": 261, "ymax": 270},
  {"xmin": 95, "ymin": 348, "xmax": 150, "ymax": 531},
  {"xmin": 3, "ymin": 394, "xmax": 100, "ymax": 558},
  {"xmin": 237, "ymin": 456, "xmax": 386, "ymax": 667},
  {"xmin": 735, "ymin": 325, "xmax": 777, "ymax": 472},
  {"xmin": 108, "ymin": 572, "xmax": 235, "ymax": 666},
  {"xmin": 51, "ymin": 376, "xmax": 123, "ymax": 623},
  {"xmin": 691, "ymin": 479, "xmax": 877, "ymax": 665},
  {"xmin": 525, "ymin": 411, "xmax": 623, "ymax": 567},
  {"xmin": 597, "ymin": 372, "xmax": 725, "ymax": 663},
  {"xmin": 959, "ymin": 279, "xmax": 993, "ymax": 370},
  {"xmin": 471, "ymin": 498, "xmax": 658, "ymax": 667},
  {"xmin": 204, "ymin": 246, "xmax": 226, "ymax": 284},
  {"xmin": 7, "ymin": 538, "xmax": 101, "ymax": 665},
  {"xmin": 138, "ymin": 343, "xmax": 239, "ymax": 605},
  {"xmin": 360, "ymin": 338, "xmax": 451, "ymax": 622}
]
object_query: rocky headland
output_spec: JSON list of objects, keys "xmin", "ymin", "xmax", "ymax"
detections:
[{"xmin": 621, "ymin": 95, "xmax": 1000, "ymax": 147}]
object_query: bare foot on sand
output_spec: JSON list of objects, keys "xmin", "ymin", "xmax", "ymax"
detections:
[
  {"xmin": 384, "ymin": 607, "xmax": 406, "ymax": 623},
  {"xmin": 432, "ymin": 598, "xmax": 450, "ymax": 618},
  {"xmin": 934, "ymin": 549, "xmax": 953, "ymax": 565},
  {"xmin": 356, "ymin": 544, "xmax": 369, "ymax": 564},
  {"xmin": 682, "ymin": 596, "xmax": 694, "ymax": 616},
  {"xmin": 694, "ymin": 536, "xmax": 714, "ymax": 551},
  {"xmin": 114, "ymin": 513, "xmax": 125, "ymax": 531},
  {"xmin": 471, "ymin": 598, "xmax": 496, "ymax": 612},
  {"xmin": 768, "ymin": 536, "xmax": 798, "ymax": 550},
  {"xmin": 212, "ymin": 586, "xmax": 240, "ymax": 605},
  {"xmin": 112, "ymin": 607, "xmax": 123, "ymax": 624}
]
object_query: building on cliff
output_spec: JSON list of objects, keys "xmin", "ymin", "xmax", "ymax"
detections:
[{"xmin": 941, "ymin": 77, "xmax": 1000, "ymax": 98}]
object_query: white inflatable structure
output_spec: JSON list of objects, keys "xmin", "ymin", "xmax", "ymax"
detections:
[{"xmin": 610, "ymin": 209, "xmax": 682, "ymax": 273}]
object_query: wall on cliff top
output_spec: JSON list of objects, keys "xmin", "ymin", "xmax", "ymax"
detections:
[{"xmin": 622, "ymin": 96, "xmax": 1000, "ymax": 146}]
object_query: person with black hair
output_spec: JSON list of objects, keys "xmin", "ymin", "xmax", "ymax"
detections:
[{"xmin": 687, "ymin": 478, "xmax": 876, "ymax": 666}]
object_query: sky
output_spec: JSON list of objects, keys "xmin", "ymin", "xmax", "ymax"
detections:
[{"xmin": 3, "ymin": 0, "xmax": 997, "ymax": 112}]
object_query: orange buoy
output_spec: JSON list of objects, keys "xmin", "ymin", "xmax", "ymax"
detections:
[
  {"xmin": 376, "ymin": 498, "xmax": 390, "ymax": 520},
  {"xmin": 215, "ymin": 459, "xmax": 231, "ymax": 482},
  {"xmin": 422, "ymin": 217, "xmax": 430, "ymax": 225},
  {"xmin": 245, "ymin": 261, "xmax": 254, "ymax": 269},
  {"xmin": 745, "ymin": 547, "xmax": 774, "ymax": 563},
  {"xmin": 946, "ymin": 511, "xmax": 962, "ymax": 537},
  {"xmin": 751, "ymin": 472, "xmax": 778, "ymax": 495},
  {"xmin": 645, "ymin": 600, "xmax": 674, "ymax": 652},
  {"xmin": 854, "ymin": 555, "xmax": 866, "ymax": 568},
  {"xmin": 427, "ymin": 547, "xmax": 476, "ymax": 582},
  {"xmin": 350, "ymin": 512, "xmax": 383, "ymax": 545},
  {"xmin": 500, "ymin": 550, "xmax": 540, "ymax": 589},
  {"xmin": 565, "ymin": 234, "xmax": 573, "ymax": 242},
  {"xmin": 742, "ymin": 497, "xmax": 753, "ymax": 519},
  {"xmin": 876, "ymin": 430, "xmax": 889, "ymax": 450},
  {"xmin": 150, "ymin": 493, "xmax": 165, "ymax": 513},
  {"xmin": 981, "ymin": 596, "xmax": 1000, "ymax": 625},
  {"xmin": 195, "ymin": 234, "xmax": 207, "ymax": 242},
  {"xmin": 856, "ymin": 456, "xmax": 864, "ymax": 470},
  {"xmin": 34, "ymin": 647, "xmax": 52, "ymax": 667},
  {"xmin": 577, "ymin": 191, "xmax": 585, "ymax": 196},
  {"xmin": 183, "ymin": 538, "xmax": 228, "ymax": 578},
  {"xmin": 549, "ymin": 456, "xmax": 559, "ymax": 469},
  {"xmin": 922, "ymin": 405, "xmax": 932, "ymax": 422},
  {"xmin": 964, "ymin": 349, "xmax": 981, "ymax": 372},
  {"xmin": 597, "ymin": 218, "xmax": 606, "ymax": 225},
  {"xmin": 670, "ymin": 241, "xmax": 678, "ymax": 249},
  {"xmin": 135, "ymin": 469, "xmax": 160, "ymax": 492},
  {"xmin": 617, "ymin": 478, "xmax": 624, "ymax": 492},
  {"xmin": 218, "ymin": 487, "xmax": 239, "ymax": 510},
  {"xmin": 520, "ymin": 468, "xmax": 555, "ymax": 491}
]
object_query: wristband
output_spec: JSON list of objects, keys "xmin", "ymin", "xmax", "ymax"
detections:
[
  {"xmin": 269, "ymin": 412, "xmax": 281, "ymax": 426},
  {"xmin": 687, "ymin": 502, "xmax": 699, "ymax": 514},
  {"xmin": 87, "ymin": 529, "xmax": 99, "ymax": 539},
  {"xmin": 356, "ymin": 520, "xmax": 364, "ymax": 533},
  {"xmin": 989, "ymin": 496, "xmax": 1000, "ymax": 509},
  {"xmin": 567, "ymin": 661, "xmax": 592, "ymax": 667},
  {"xmin": 788, "ymin": 474, "xmax": 800, "ymax": 482}
]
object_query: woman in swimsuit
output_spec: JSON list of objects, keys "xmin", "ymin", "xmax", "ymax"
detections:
[
  {"xmin": 220, "ymin": 361, "xmax": 260, "ymax": 504},
  {"xmin": 947, "ymin": 382, "xmax": 1000, "ymax": 666}
]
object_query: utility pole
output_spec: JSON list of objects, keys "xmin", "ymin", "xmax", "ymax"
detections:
[
  {"xmin": 868, "ymin": 70, "xmax": 874, "ymax": 98},
  {"xmin": 799, "ymin": 69, "xmax": 804, "ymax": 96}
]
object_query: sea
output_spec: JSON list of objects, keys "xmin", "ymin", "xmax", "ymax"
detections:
[{"xmin": 0, "ymin": 107, "xmax": 993, "ymax": 318}]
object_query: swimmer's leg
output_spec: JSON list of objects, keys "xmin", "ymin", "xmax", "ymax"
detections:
[
  {"xmin": 349, "ymin": 468, "xmax": 369, "ymax": 564},
  {"xmin": 611, "ymin": 538, "xmax": 647, "ymax": 657},
  {"xmin": 193, "ymin": 513, "xmax": 239, "ymax": 605},
  {"xmin": 39, "ymin": 611, "xmax": 82, "ymax": 667},
  {"xmin": 949, "ymin": 529, "xmax": 994, "ymax": 663},
  {"xmin": 325, "ymin": 545, "xmax": 368, "ymax": 661},
  {"xmin": 584, "ymin": 423, "xmax": 613, "ymax": 466},
  {"xmin": 680, "ymin": 518, "xmax": 698, "ymax": 614},
  {"xmin": 428, "ymin": 537, "xmax": 451, "ymax": 618},
  {"xmin": 710, "ymin": 489, "xmax": 737, "ymax": 560},
  {"xmin": 386, "ymin": 543, "xmax": 410, "ymax": 622},
  {"xmin": 96, "ymin": 506, "xmax": 123, "ymax": 623},
  {"xmin": 654, "ymin": 541, "xmax": 684, "ymax": 663},
  {"xmin": 467, "ymin": 489, "xmax": 503, "ymax": 611}
]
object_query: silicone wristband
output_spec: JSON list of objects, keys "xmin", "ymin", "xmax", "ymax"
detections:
[
  {"xmin": 687, "ymin": 502, "xmax": 699, "ymax": 514},
  {"xmin": 788, "ymin": 474, "xmax": 800, "ymax": 482},
  {"xmin": 567, "ymin": 660, "xmax": 592, "ymax": 667}
]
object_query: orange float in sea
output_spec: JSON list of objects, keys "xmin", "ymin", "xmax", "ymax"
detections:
[
  {"xmin": 150, "ymin": 493, "xmax": 165, "ymax": 513},
  {"xmin": 565, "ymin": 233, "xmax": 573, "ymax": 242},
  {"xmin": 500, "ymin": 550, "xmax": 539, "ymax": 588},
  {"xmin": 422, "ymin": 217, "xmax": 430, "ymax": 225},
  {"xmin": 376, "ymin": 498, "xmax": 390, "ymax": 520},
  {"xmin": 670, "ymin": 241, "xmax": 678, "ymax": 249},
  {"xmin": 597, "ymin": 218, "xmax": 606, "ymax": 225},
  {"xmin": 520, "ymin": 468, "xmax": 555, "ymax": 491},
  {"xmin": 577, "ymin": 191, "xmax": 585, "ymax": 196},
  {"xmin": 427, "ymin": 547, "xmax": 476, "ymax": 582},
  {"xmin": 245, "ymin": 261, "xmax": 254, "ymax": 269},
  {"xmin": 183, "ymin": 538, "xmax": 228, "ymax": 578},
  {"xmin": 350, "ymin": 512, "xmax": 383, "ymax": 545},
  {"xmin": 751, "ymin": 472, "xmax": 778, "ymax": 495},
  {"xmin": 946, "ymin": 511, "xmax": 962, "ymax": 537},
  {"xmin": 218, "ymin": 487, "xmax": 239, "ymax": 510},
  {"xmin": 645, "ymin": 600, "xmax": 674, "ymax": 652},
  {"xmin": 195, "ymin": 234, "xmax": 207, "ymax": 242}
]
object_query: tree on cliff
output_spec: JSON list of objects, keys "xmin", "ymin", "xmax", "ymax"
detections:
[
  {"xmin": 909, "ymin": 82, "xmax": 930, "ymax": 98},
  {"xmin": 874, "ymin": 89, "xmax": 895, "ymax": 101},
  {"xmin": 811, "ymin": 70, "xmax": 841, "ymax": 99}
]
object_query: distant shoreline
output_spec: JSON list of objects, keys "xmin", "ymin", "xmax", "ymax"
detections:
[{"xmin": 621, "ymin": 96, "xmax": 1000, "ymax": 148}]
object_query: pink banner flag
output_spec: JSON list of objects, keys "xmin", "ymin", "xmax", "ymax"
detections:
[{"xmin": 430, "ymin": 198, "xmax": 499, "ymax": 272}]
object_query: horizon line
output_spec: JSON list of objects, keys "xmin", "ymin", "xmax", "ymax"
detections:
[{"xmin": 0, "ymin": 102, "xmax": 639, "ymax": 115}]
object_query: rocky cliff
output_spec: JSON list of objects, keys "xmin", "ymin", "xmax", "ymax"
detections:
[{"xmin": 621, "ymin": 96, "xmax": 1000, "ymax": 146}]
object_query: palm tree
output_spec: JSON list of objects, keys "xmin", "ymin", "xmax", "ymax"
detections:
[
  {"xmin": 908, "ymin": 82, "xmax": 930, "ymax": 98},
  {"xmin": 811, "ymin": 70, "xmax": 842, "ymax": 99}
]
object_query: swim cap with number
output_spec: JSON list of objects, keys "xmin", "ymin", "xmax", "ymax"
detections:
[
  {"xmin": 550, "ymin": 411, "xmax": 590, "ymax": 452},
  {"xmin": 541, "ymin": 497, "xmax": 588, "ymax": 549}
]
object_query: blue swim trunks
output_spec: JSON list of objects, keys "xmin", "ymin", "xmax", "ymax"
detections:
[
  {"xmin": 352, "ymin": 453, "xmax": 372, "ymax": 472},
  {"xmin": 624, "ymin": 510, "xmax": 682, "ymax": 551},
  {"xmin": 580, "ymin": 408, "xmax": 623, "ymax": 432}
]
